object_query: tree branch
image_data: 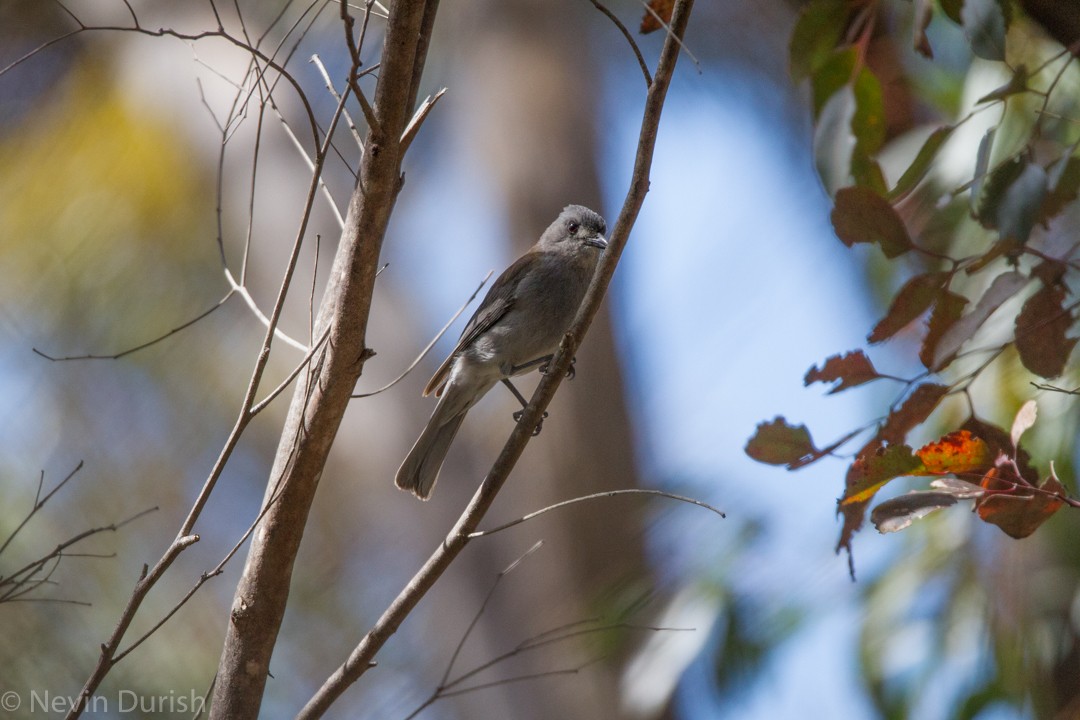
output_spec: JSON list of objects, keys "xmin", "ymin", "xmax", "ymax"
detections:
[{"xmin": 296, "ymin": 1, "xmax": 696, "ymax": 716}]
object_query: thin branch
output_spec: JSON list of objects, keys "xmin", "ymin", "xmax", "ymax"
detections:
[
  {"xmin": 467, "ymin": 489, "xmax": 725, "ymax": 538},
  {"xmin": 311, "ymin": 53, "xmax": 365, "ymax": 150},
  {"xmin": 31, "ymin": 293, "xmax": 234, "ymax": 362},
  {"xmin": 400, "ymin": 88, "xmax": 447, "ymax": 153},
  {"xmin": 586, "ymin": 0, "xmax": 652, "ymax": 88},
  {"xmin": 223, "ymin": 270, "xmax": 310, "ymax": 352},
  {"xmin": 440, "ymin": 541, "xmax": 545, "ymax": 687},
  {"xmin": 298, "ymin": 2, "xmax": 697, "ymax": 716},
  {"xmin": 638, "ymin": 0, "xmax": 701, "ymax": 72},
  {"xmin": 250, "ymin": 327, "xmax": 332, "ymax": 415},
  {"xmin": 0, "ymin": 461, "xmax": 84, "ymax": 558},
  {"xmin": 351, "ymin": 270, "xmax": 494, "ymax": 398}
]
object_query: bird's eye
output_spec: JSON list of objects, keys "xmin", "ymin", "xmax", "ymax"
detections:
[{"xmin": 567, "ymin": 221, "xmax": 579, "ymax": 235}]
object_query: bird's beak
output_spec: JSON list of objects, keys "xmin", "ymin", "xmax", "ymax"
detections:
[{"xmin": 585, "ymin": 235, "xmax": 608, "ymax": 250}]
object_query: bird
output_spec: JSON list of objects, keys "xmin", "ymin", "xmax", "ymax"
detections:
[{"xmin": 395, "ymin": 205, "xmax": 608, "ymax": 500}]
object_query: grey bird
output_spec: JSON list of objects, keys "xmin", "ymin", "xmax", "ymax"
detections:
[{"xmin": 395, "ymin": 205, "xmax": 608, "ymax": 500}]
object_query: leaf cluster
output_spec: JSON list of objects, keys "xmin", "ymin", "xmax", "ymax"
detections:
[{"xmin": 748, "ymin": 0, "xmax": 1080, "ymax": 565}]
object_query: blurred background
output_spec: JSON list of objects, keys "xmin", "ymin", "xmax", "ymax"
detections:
[{"xmin": 2, "ymin": 0, "xmax": 1079, "ymax": 718}]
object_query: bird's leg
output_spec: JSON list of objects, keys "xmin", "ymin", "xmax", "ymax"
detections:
[
  {"xmin": 510, "ymin": 355, "xmax": 551, "ymax": 375},
  {"xmin": 502, "ymin": 378, "xmax": 546, "ymax": 436}
]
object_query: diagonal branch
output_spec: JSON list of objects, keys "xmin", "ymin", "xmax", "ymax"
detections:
[{"xmin": 296, "ymin": 1, "xmax": 697, "ymax": 717}]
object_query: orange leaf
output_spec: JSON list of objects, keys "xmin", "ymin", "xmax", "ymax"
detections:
[
  {"xmin": 914, "ymin": 430, "xmax": 993, "ymax": 476},
  {"xmin": 640, "ymin": 0, "xmax": 674, "ymax": 33}
]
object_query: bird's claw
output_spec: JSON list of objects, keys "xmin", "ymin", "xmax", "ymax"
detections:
[
  {"xmin": 540, "ymin": 356, "xmax": 577, "ymax": 380},
  {"xmin": 513, "ymin": 409, "xmax": 548, "ymax": 436}
]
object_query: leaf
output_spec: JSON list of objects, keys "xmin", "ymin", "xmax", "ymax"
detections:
[
  {"xmin": 812, "ymin": 48, "xmax": 858, "ymax": 117},
  {"xmin": 888, "ymin": 126, "xmax": 956, "ymax": 200},
  {"xmin": 992, "ymin": 159, "xmax": 1048, "ymax": 244},
  {"xmin": 930, "ymin": 476, "xmax": 986, "ymax": 498},
  {"xmin": 970, "ymin": 127, "xmax": 996, "ymax": 216},
  {"xmin": 962, "ymin": 416, "xmax": 1039, "ymax": 484},
  {"xmin": 976, "ymin": 474, "xmax": 1065, "ymax": 539},
  {"xmin": 881, "ymin": 383, "xmax": 950, "ymax": 444},
  {"xmin": 1015, "ymin": 283, "xmax": 1077, "ymax": 378},
  {"xmin": 640, "ymin": 0, "xmax": 674, "ymax": 33},
  {"xmin": 814, "ymin": 86, "xmax": 858, "ymax": 195},
  {"xmin": 932, "ymin": 270, "xmax": 1030, "ymax": 368},
  {"xmin": 914, "ymin": 430, "xmax": 994, "ymax": 476},
  {"xmin": 976, "ymin": 65, "xmax": 1028, "ymax": 104},
  {"xmin": 851, "ymin": 67, "xmax": 886, "ymax": 164},
  {"xmin": 962, "ymin": 0, "xmax": 1007, "ymax": 61},
  {"xmin": 920, "ymin": 290, "xmax": 968, "ymax": 369},
  {"xmin": 1011, "ymin": 399, "xmax": 1037, "ymax": 448},
  {"xmin": 841, "ymin": 443, "xmax": 923, "ymax": 506},
  {"xmin": 745, "ymin": 418, "xmax": 821, "ymax": 469},
  {"xmin": 804, "ymin": 350, "xmax": 881, "ymax": 393},
  {"xmin": 940, "ymin": 0, "xmax": 963, "ymax": 23},
  {"xmin": 790, "ymin": 0, "xmax": 851, "ymax": 81},
  {"xmin": 831, "ymin": 187, "xmax": 913, "ymax": 258},
  {"xmin": 871, "ymin": 491, "xmax": 959, "ymax": 533},
  {"xmin": 1039, "ymin": 156, "xmax": 1080, "ymax": 224},
  {"xmin": 869, "ymin": 271, "xmax": 951, "ymax": 343},
  {"xmin": 913, "ymin": 0, "xmax": 934, "ymax": 58}
]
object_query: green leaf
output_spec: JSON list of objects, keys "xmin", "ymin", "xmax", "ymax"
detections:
[
  {"xmin": 980, "ymin": 158, "xmax": 1047, "ymax": 244},
  {"xmin": 976, "ymin": 65, "xmax": 1028, "ymax": 104},
  {"xmin": 804, "ymin": 350, "xmax": 881, "ymax": 394},
  {"xmin": 831, "ymin": 187, "xmax": 913, "ymax": 257},
  {"xmin": 970, "ymin": 127, "xmax": 995, "ymax": 215},
  {"xmin": 811, "ymin": 48, "xmax": 857, "ymax": 117},
  {"xmin": 790, "ymin": 0, "xmax": 850, "ymax": 81},
  {"xmin": 962, "ymin": 0, "xmax": 1007, "ymax": 61},
  {"xmin": 814, "ymin": 85, "xmax": 858, "ymax": 194},
  {"xmin": 745, "ymin": 418, "xmax": 822, "ymax": 469},
  {"xmin": 842, "ymin": 443, "xmax": 923, "ymax": 506},
  {"xmin": 869, "ymin": 271, "xmax": 951, "ymax": 343},
  {"xmin": 888, "ymin": 125, "xmax": 956, "ymax": 200}
]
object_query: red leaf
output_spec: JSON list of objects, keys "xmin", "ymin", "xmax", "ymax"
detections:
[
  {"xmin": 976, "ymin": 474, "xmax": 1065, "ymax": 539},
  {"xmin": 640, "ymin": 0, "xmax": 674, "ymax": 33},
  {"xmin": 880, "ymin": 383, "xmax": 950, "ymax": 444},
  {"xmin": 804, "ymin": 350, "xmax": 881, "ymax": 393},
  {"xmin": 920, "ymin": 290, "xmax": 968, "ymax": 369},
  {"xmin": 1015, "ymin": 283, "xmax": 1077, "ymax": 378},
  {"xmin": 831, "ymin": 187, "xmax": 913, "ymax": 258},
  {"xmin": 962, "ymin": 417, "xmax": 1039, "ymax": 485},
  {"xmin": 745, "ymin": 417, "xmax": 821, "ymax": 469},
  {"xmin": 869, "ymin": 271, "xmax": 951, "ymax": 343}
]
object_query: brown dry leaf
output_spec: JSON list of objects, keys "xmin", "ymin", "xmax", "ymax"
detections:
[{"xmin": 640, "ymin": 0, "xmax": 674, "ymax": 33}]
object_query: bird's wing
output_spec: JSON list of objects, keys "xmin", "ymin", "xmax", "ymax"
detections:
[{"xmin": 422, "ymin": 253, "xmax": 534, "ymax": 397}]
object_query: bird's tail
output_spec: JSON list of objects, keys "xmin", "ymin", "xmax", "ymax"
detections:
[{"xmin": 395, "ymin": 410, "xmax": 467, "ymax": 500}]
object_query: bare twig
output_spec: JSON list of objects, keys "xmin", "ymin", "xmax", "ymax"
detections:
[
  {"xmin": 586, "ymin": 0, "xmax": 652, "ymax": 87},
  {"xmin": 31, "ymin": 294, "xmax": 234, "ymax": 361},
  {"xmin": 638, "ymin": 0, "xmax": 701, "ymax": 73},
  {"xmin": 467, "ymin": 489, "xmax": 725, "ymax": 538},
  {"xmin": 400, "ymin": 88, "xmax": 447, "ymax": 153},
  {"xmin": 351, "ymin": 270, "xmax": 494, "ymax": 398},
  {"xmin": 311, "ymin": 53, "xmax": 365, "ymax": 150},
  {"xmin": 0, "ymin": 461, "xmax": 84, "ymax": 558},
  {"xmin": 298, "ymin": 2, "xmax": 697, "ymax": 716}
]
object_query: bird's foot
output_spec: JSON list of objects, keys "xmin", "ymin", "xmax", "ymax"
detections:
[{"xmin": 513, "ymin": 409, "xmax": 548, "ymax": 436}]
